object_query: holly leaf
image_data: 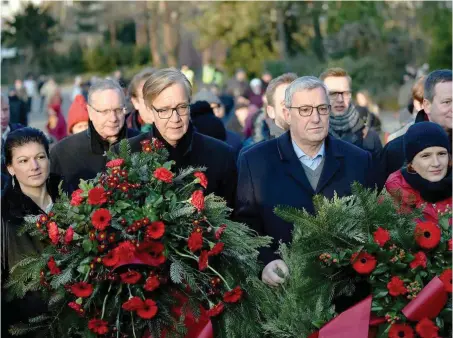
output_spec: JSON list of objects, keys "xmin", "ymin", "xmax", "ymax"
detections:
[
  {"xmin": 372, "ymin": 263, "xmax": 389, "ymax": 275},
  {"xmin": 115, "ymin": 201, "xmax": 131, "ymax": 211}
]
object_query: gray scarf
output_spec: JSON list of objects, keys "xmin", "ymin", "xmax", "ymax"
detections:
[{"xmin": 329, "ymin": 104, "xmax": 364, "ymax": 139}]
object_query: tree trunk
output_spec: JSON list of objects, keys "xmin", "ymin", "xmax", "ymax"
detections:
[
  {"xmin": 276, "ymin": 6, "xmax": 288, "ymax": 61},
  {"xmin": 109, "ymin": 22, "xmax": 117, "ymax": 47},
  {"xmin": 135, "ymin": 16, "xmax": 148, "ymax": 47},
  {"xmin": 311, "ymin": 4, "xmax": 325, "ymax": 62},
  {"xmin": 147, "ymin": 2, "xmax": 162, "ymax": 67},
  {"xmin": 161, "ymin": 2, "xmax": 178, "ymax": 67}
]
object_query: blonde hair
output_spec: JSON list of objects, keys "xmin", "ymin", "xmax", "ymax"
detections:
[
  {"xmin": 143, "ymin": 68, "xmax": 192, "ymax": 108},
  {"xmin": 412, "ymin": 76, "xmax": 425, "ymax": 104},
  {"xmin": 319, "ymin": 67, "xmax": 352, "ymax": 87}
]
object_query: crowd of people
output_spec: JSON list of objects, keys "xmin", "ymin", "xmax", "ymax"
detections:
[{"xmin": 1, "ymin": 64, "xmax": 451, "ymax": 336}]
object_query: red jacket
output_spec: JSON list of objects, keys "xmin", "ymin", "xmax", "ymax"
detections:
[{"xmin": 385, "ymin": 170, "xmax": 451, "ymax": 223}]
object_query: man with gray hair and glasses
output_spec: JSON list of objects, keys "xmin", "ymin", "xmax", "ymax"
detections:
[
  {"xmin": 235, "ymin": 76, "xmax": 373, "ymax": 298},
  {"xmin": 50, "ymin": 79, "xmax": 140, "ymax": 192}
]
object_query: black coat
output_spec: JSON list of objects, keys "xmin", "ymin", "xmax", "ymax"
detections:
[
  {"xmin": 118, "ymin": 124, "xmax": 238, "ymax": 207},
  {"xmin": 1, "ymin": 174, "xmax": 63, "ymax": 338},
  {"xmin": 1, "ymin": 123, "xmax": 24, "ymax": 196},
  {"xmin": 50, "ymin": 121, "xmax": 140, "ymax": 192},
  {"xmin": 235, "ymin": 132, "xmax": 374, "ymax": 266}
]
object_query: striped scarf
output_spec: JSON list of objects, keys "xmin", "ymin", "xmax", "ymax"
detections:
[{"xmin": 329, "ymin": 104, "xmax": 364, "ymax": 139}]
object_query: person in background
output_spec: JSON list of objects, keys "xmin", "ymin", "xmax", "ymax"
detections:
[
  {"xmin": 261, "ymin": 71, "xmax": 273, "ymax": 91},
  {"xmin": 113, "ymin": 69, "xmax": 126, "ymax": 88},
  {"xmin": 2, "ymin": 127, "xmax": 64, "ymax": 338},
  {"xmin": 8, "ymin": 87, "xmax": 28, "ymax": 126},
  {"xmin": 190, "ymin": 100, "xmax": 227, "ymax": 142},
  {"xmin": 23, "ymin": 73, "xmax": 37, "ymax": 114},
  {"xmin": 127, "ymin": 67, "xmax": 156, "ymax": 132},
  {"xmin": 355, "ymin": 90, "xmax": 382, "ymax": 133},
  {"xmin": 46, "ymin": 90, "xmax": 67, "ymax": 142},
  {"xmin": 50, "ymin": 79, "xmax": 140, "ymax": 192},
  {"xmin": 226, "ymin": 102, "xmax": 250, "ymax": 137},
  {"xmin": 247, "ymin": 78, "xmax": 264, "ymax": 109},
  {"xmin": 320, "ymin": 67, "xmax": 382, "ymax": 158},
  {"xmin": 39, "ymin": 77, "xmax": 58, "ymax": 114},
  {"xmin": 385, "ymin": 122, "xmax": 451, "ymax": 223},
  {"xmin": 225, "ymin": 69, "xmax": 250, "ymax": 99},
  {"xmin": 71, "ymin": 75, "xmax": 83, "ymax": 101},
  {"xmin": 181, "ymin": 64, "xmax": 194, "ymax": 86},
  {"xmin": 209, "ymin": 84, "xmax": 234, "ymax": 122},
  {"xmin": 202, "ymin": 61, "xmax": 216, "ymax": 85},
  {"xmin": 67, "ymin": 95, "xmax": 89, "ymax": 135}
]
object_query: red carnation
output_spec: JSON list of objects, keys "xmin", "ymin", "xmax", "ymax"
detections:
[
  {"xmin": 122, "ymin": 296, "xmax": 144, "ymax": 311},
  {"xmin": 351, "ymin": 252, "xmax": 377, "ymax": 274},
  {"xmin": 120, "ymin": 270, "xmax": 142, "ymax": 284},
  {"xmin": 47, "ymin": 221, "xmax": 59, "ymax": 245},
  {"xmin": 448, "ymin": 239, "xmax": 452, "ymax": 251},
  {"xmin": 439, "ymin": 268, "xmax": 452, "ymax": 293},
  {"xmin": 88, "ymin": 318, "xmax": 109, "ymax": 335},
  {"xmin": 373, "ymin": 227, "xmax": 390, "ymax": 247},
  {"xmin": 188, "ymin": 228, "xmax": 203, "ymax": 252},
  {"xmin": 223, "ymin": 286, "xmax": 243, "ymax": 303},
  {"xmin": 137, "ymin": 299, "xmax": 158, "ymax": 319},
  {"xmin": 194, "ymin": 172, "xmax": 208, "ymax": 189},
  {"xmin": 91, "ymin": 208, "xmax": 112, "ymax": 231},
  {"xmin": 106, "ymin": 158, "xmax": 125, "ymax": 168},
  {"xmin": 116, "ymin": 241, "xmax": 136, "ymax": 261},
  {"xmin": 70, "ymin": 189, "xmax": 84, "ymax": 206},
  {"xmin": 88, "ymin": 187, "xmax": 107, "ymax": 205},
  {"xmin": 70, "ymin": 282, "xmax": 93, "ymax": 298},
  {"xmin": 215, "ymin": 224, "xmax": 227, "ymax": 240},
  {"xmin": 206, "ymin": 302, "xmax": 224, "ymax": 317},
  {"xmin": 136, "ymin": 241, "xmax": 166, "ymax": 267},
  {"xmin": 415, "ymin": 318, "xmax": 439, "ymax": 338},
  {"xmin": 47, "ymin": 256, "xmax": 61, "ymax": 275},
  {"xmin": 191, "ymin": 190, "xmax": 205, "ymax": 212},
  {"xmin": 409, "ymin": 251, "xmax": 427, "ymax": 269},
  {"xmin": 153, "ymin": 167, "xmax": 174, "ymax": 184},
  {"xmin": 387, "ymin": 276, "xmax": 407, "ymax": 297},
  {"xmin": 144, "ymin": 275, "xmax": 160, "ymax": 292},
  {"xmin": 146, "ymin": 221, "xmax": 165, "ymax": 240},
  {"xmin": 64, "ymin": 227, "xmax": 74, "ymax": 245},
  {"xmin": 415, "ymin": 221, "xmax": 441, "ymax": 249},
  {"xmin": 102, "ymin": 250, "xmax": 119, "ymax": 267},
  {"xmin": 209, "ymin": 242, "xmax": 224, "ymax": 256},
  {"xmin": 68, "ymin": 302, "xmax": 85, "ymax": 317},
  {"xmin": 198, "ymin": 250, "xmax": 209, "ymax": 271},
  {"xmin": 388, "ymin": 323, "xmax": 414, "ymax": 338}
]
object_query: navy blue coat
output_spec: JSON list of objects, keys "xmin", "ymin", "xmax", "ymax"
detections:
[{"xmin": 235, "ymin": 132, "xmax": 374, "ymax": 266}]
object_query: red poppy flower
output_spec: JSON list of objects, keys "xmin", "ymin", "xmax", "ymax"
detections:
[
  {"xmin": 146, "ymin": 221, "xmax": 165, "ymax": 240},
  {"xmin": 194, "ymin": 172, "xmax": 208, "ymax": 189},
  {"xmin": 209, "ymin": 242, "xmax": 224, "ymax": 256},
  {"xmin": 351, "ymin": 252, "xmax": 377, "ymax": 274},
  {"xmin": 47, "ymin": 221, "xmax": 59, "ymax": 245},
  {"xmin": 409, "ymin": 251, "xmax": 427, "ymax": 269},
  {"xmin": 439, "ymin": 268, "xmax": 452, "ymax": 293},
  {"xmin": 188, "ymin": 228, "xmax": 203, "ymax": 252},
  {"xmin": 64, "ymin": 227, "xmax": 74, "ymax": 245},
  {"xmin": 144, "ymin": 275, "xmax": 160, "ymax": 292},
  {"xmin": 102, "ymin": 250, "xmax": 119, "ymax": 267},
  {"xmin": 198, "ymin": 250, "xmax": 209, "ymax": 271},
  {"xmin": 415, "ymin": 318, "xmax": 439, "ymax": 338},
  {"xmin": 137, "ymin": 299, "xmax": 158, "ymax": 319},
  {"xmin": 191, "ymin": 190, "xmax": 205, "ymax": 212},
  {"xmin": 122, "ymin": 296, "xmax": 144, "ymax": 311},
  {"xmin": 70, "ymin": 282, "xmax": 93, "ymax": 298},
  {"xmin": 153, "ymin": 167, "xmax": 174, "ymax": 183},
  {"xmin": 136, "ymin": 241, "xmax": 166, "ymax": 267},
  {"xmin": 120, "ymin": 270, "xmax": 142, "ymax": 284},
  {"xmin": 87, "ymin": 187, "xmax": 107, "ymax": 205},
  {"xmin": 206, "ymin": 302, "xmax": 224, "ymax": 317},
  {"xmin": 215, "ymin": 224, "xmax": 227, "ymax": 240},
  {"xmin": 116, "ymin": 241, "xmax": 137, "ymax": 263},
  {"xmin": 373, "ymin": 227, "xmax": 390, "ymax": 247},
  {"xmin": 415, "ymin": 221, "xmax": 441, "ymax": 249},
  {"xmin": 448, "ymin": 239, "xmax": 452, "ymax": 251},
  {"xmin": 91, "ymin": 208, "xmax": 112, "ymax": 231},
  {"xmin": 70, "ymin": 189, "xmax": 84, "ymax": 206},
  {"xmin": 223, "ymin": 286, "xmax": 243, "ymax": 303},
  {"xmin": 106, "ymin": 158, "xmax": 125, "ymax": 168},
  {"xmin": 388, "ymin": 323, "xmax": 414, "ymax": 338},
  {"xmin": 88, "ymin": 318, "xmax": 109, "ymax": 335},
  {"xmin": 387, "ymin": 276, "xmax": 407, "ymax": 297},
  {"xmin": 47, "ymin": 256, "xmax": 61, "ymax": 275}
]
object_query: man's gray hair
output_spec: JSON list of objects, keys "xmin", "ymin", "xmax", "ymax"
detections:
[
  {"xmin": 424, "ymin": 69, "xmax": 452, "ymax": 102},
  {"xmin": 1, "ymin": 92, "xmax": 9, "ymax": 105},
  {"xmin": 88, "ymin": 78, "xmax": 126, "ymax": 106},
  {"xmin": 284, "ymin": 76, "xmax": 329, "ymax": 107}
]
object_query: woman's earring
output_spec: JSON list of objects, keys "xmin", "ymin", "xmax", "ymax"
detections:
[{"xmin": 11, "ymin": 175, "xmax": 15, "ymax": 188}]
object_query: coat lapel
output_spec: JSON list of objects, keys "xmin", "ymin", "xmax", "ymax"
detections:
[
  {"xmin": 316, "ymin": 136, "xmax": 342, "ymax": 193},
  {"xmin": 277, "ymin": 132, "xmax": 314, "ymax": 193}
]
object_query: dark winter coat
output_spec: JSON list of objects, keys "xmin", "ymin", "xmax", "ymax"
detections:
[
  {"xmin": 118, "ymin": 124, "xmax": 238, "ymax": 207},
  {"xmin": 8, "ymin": 95, "xmax": 28, "ymax": 126},
  {"xmin": 1, "ymin": 123, "xmax": 24, "ymax": 196},
  {"xmin": 50, "ymin": 121, "xmax": 140, "ymax": 192}
]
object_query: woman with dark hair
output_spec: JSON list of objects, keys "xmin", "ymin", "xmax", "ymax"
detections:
[
  {"xmin": 1, "ymin": 127, "xmax": 64, "ymax": 337},
  {"xmin": 385, "ymin": 122, "xmax": 452, "ymax": 222}
]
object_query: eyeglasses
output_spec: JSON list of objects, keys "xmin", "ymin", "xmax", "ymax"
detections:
[
  {"xmin": 88, "ymin": 104, "xmax": 126, "ymax": 116},
  {"xmin": 287, "ymin": 104, "xmax": 331, "ymax": 117},
  {"xmin": 328, "ymin": 91, "xmax": 352, "ymax": 100},
  {"xmin": 151, "ymin": 104, "xmax": 190, "ymax": 119}
]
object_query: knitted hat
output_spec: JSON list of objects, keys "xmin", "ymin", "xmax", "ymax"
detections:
[
  {"xmin": 190, "ymin": 101, "xmax": 226, "ymax": 141},
  {"xmin": 67, "ymin": 95, "xmax": 89, "ymax": 133},
  {"xmin": 404, "ymin": 122, "xmax": 451, "ymax": 163},
  {"xmin": 192, "ymin": 89, "xmax": 221, "ymax": 105}
]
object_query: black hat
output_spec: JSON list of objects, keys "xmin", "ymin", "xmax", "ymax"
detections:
[
  {"xmin": 404, "ymin": 122, "xmax": 451, "ymax": 163},
  {"xmin": 190, "ymin": 101, "xmax": 226, "ymax": 141}
]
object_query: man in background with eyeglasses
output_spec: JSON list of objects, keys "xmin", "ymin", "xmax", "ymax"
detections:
[
  {"xmin": 235, "ymin": 77, "xmax": 373, "ymax": 306},
  {"xmin": 50, "ymin": 79, "xmax": 140, "ymax": 192},
  {"xmin": 320, "ymin": 68, "xmax": 382, "ymax": 158}
]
